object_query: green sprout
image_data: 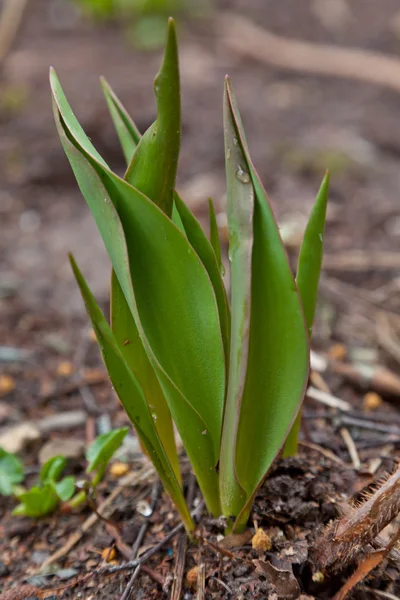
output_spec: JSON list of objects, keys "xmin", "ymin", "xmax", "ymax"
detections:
[
  {"xmin": 6, "ymin": 429, "xmax": 128, "ymax": 518},
  {"xmin": 50, "ymin": 19, "xmax": 328, "ymax": 533},
  {"xmin": 12, "ymin": 456, "xmax": 75, "ymax": 518}
]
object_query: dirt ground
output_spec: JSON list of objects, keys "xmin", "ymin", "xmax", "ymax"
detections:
[{"xmin": 2, "ymin": 0, "xmax": 400, "ymax": 598}]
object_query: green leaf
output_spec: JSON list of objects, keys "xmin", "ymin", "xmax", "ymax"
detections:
[
  {"xmin": 208, "ymin": 197, "xmax": 224, "ymax": 275},
  {"xmin": 103, "ymin": 26, "xmax": 182, "ymax": 485},
  {"xmin": 171, "ymin": 199, "xmax": 186, "ymax": 234},
  {"xmin": 296, "ymin": 171, "xmax": 329, "ymax": 335},
  {"xmin": 101, "ymin": 77, "xmax": 140, "ymax": 164},
  {"xmin": 111, "ymin": 272, "xmax": 181, "ymax": 484},
  {"xmin": 13, "ymin": 485, "xmax": 58, "ymax": 518},
  {"xmin": 174, "ymin": 191, "xmax": 231, "ymax": 369},
  {"xmin": 69, "ymin": 255, "xmax": 194, "ymax": 530},
  {"xmin": 51, "ymin": 70, "xmax": 225, "ymax": 516},
  {"xmin": 54, "ymin": 476, "xmax": 76, "ymax": 502},
  {"xmin": 219, "ymin": 82, "xmax": 254, "ymax": 519},
  {"xmin": 0, "ymin": 448, "xmax": 24, "ymax": 496},
  {"xmin": 220, "ymin": 78, "xmax": 310, "ymax": 529},
  {"xmin": 40, "ymin": 456, "xmax": 67, "ymax": 484},
  {"xmin": 283, "ymin": 171, "xmax": 329, "ymax": 457},
  {"xmin": 86, "ymin": 427, "xmax": 128, "ymax": 473},
  {"xmin": 125, "ymin": 17, "xmax": 180, "ymax": 217}
]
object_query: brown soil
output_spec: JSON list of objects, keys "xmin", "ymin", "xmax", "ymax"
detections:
[{"xmin": 1, "ymin": 0, "xmax": 400, "ymax": 598}]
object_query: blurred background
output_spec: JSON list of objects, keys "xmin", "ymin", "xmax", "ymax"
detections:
[{"xmin": 2, "ymin": 0, "xmax": 400, "ymax": 375}]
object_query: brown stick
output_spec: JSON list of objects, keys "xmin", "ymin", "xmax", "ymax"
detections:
[
  {"xmin": 170, "ymin": 534, "xmax": 188, "ymax": 600},
  {"xmin": 0, "ymin": 0, "xmax": 27, "ymax": 65},
  {"xmin": 219, "ymin": 12, "xmax": 400, "ymax": 94}
]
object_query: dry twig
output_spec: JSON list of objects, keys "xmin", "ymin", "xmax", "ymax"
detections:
[
  {"xmin": 307, "ymin": 386, "xmax": 351, "ymax": 411},
  {"xmin": 196, "ymin": 562, "xmax": 206, "ymax": 600},
  {"xmin": 0, "ymin": 0, "xmax": 27, "ymax": 65},
  {"xmin": 219, "ymin": 12, "xmax": 400, "ymax": 94},
  {"xmin": 340, "ymin": 427, "xmax": 361, "ymax": 470},
  {"xmin": 170, "ymin": 534, "xmax": 188, "ymax": 600}
]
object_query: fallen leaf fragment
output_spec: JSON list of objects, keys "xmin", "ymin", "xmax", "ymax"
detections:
[
  {"xmin": 186, "ymin": 565, "xmax": 199, "ymax": 589},
  {"xmin": 253, "ymin": 558, "xmax": 300, "ymax": 600},
  {"xmin": 110, "ymin": 462, "xmax": 129, "ymax": 477},
  {"xmin": 56, "ymin": 361, "xmax": 74, "ymax": 377},
  {"xmin": 101, "ymin": 547, "xmax": 117, "ymax": 562},
  {"xmin": 363, "ymin": 391, "xmax": 382, "ymax": 411}
]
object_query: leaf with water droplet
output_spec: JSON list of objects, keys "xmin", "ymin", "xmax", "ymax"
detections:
[
  {"xmin": 236, "ymin": 166, "xmax": 250, "ymax": 184},
  {"xmin": 220, "ymin": 77, "xmax": 309, "ymax": 531}
]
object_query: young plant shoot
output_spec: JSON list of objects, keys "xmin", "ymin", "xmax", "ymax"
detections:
[{"xmin": 51, "ymin": 18, "xmax": 328, "ymax": 533}]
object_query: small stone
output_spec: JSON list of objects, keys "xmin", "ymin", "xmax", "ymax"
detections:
[
  {"xmin": 109, "ymin": 462, "xmax": 129, "ymax": 478},
  {"xmin": 30, "ymin": 550, "xmax": 50, "ymax": 565},
  {"xmin": 101, "ymin": 547, "xmax": 116, "ymax": 562},
  {"xmin": 55, "ymin": 567, "xmax": 79, "ymax": 580},
  {"xmin": 327, "ymin": 343, "xmax": 347, "ymax": 361},
  {"xmin": 56, "ymin": 361, "xmax": 74, "ymax": 377},
  {"xmin": 38, "ymin": 438, "xmax": 84, "ymax": 464},
  {"xmin": 363, "ymin": 391, "xmax": 383, "ymax": 411},
  {"xmin": 136, "ymin": 500, "xmax": 152, "ymax": 517},
  {"xmin": 0, "ymin": 422, "xmax": 40, "ymax": 453}
]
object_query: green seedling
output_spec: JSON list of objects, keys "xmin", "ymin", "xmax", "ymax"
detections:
[
  {"xmin": 0, "ymin": 447, "xmax": 24, "ymax": 496},
  {"xmin": 68, "ymin": 427, "xmax": 129, "ymax": 507},
  {"xmin": 86, "ymin": 427, "xmax": 128, "ymax": 486},
  {"xmin": 13, "ymin": 456, "xmax": 75, "ymax": 518},
  {"xmin": 9, "ymin": 428, "xmax": 128, "ymax": 517},
  {"xmin": 51, "ymin": 19, "xmax": 328, "ymax": 533}
]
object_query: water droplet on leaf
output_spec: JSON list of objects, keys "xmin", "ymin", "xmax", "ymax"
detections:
[{"xmin": 236, "ymin": 166, "xmax": 250, "ymax": 184}]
